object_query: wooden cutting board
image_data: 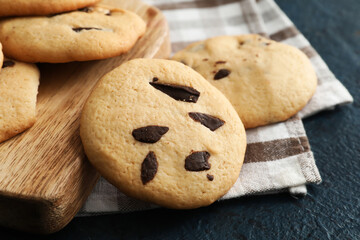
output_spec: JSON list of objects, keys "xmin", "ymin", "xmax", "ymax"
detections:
[{"xmin": 0, "ymin": 0, "xmax": 170, "ymax": 234}]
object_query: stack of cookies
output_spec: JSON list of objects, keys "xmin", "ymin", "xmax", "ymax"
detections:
[
  {"xmin": 0, "ymin": 0, "xmax": 146, "ymax": 142},
  {"xmin": 0, "ymin": 1, "xmax": 317, "ymax": 210}
]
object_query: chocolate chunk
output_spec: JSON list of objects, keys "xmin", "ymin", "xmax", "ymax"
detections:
[
  {"xmin": 132, "ymin": 126, "xmax": 169, "ymax": 143},
  {"xmin": 188, "ymin": 112, "xmax": 225, "ymax": 131},
  {"xmin": 141, "ymin": 151, "xmax": 158, "ymax": 184},
  {"xmin": 185, "ymin": 151, "xmax": 211, "ymax": 171},
  {"xmin": 207, "ymin": 174, "xmax": 214, "ymax": 181},
  {"xmin": 214, "ymin": 69, "xmax": 230, "ymax": 80},
  {"xmin": 215, "ymin": 61, "xmax": 226, "ymax": 64},
  {"xmin": 2, "ymin": 60, "xmax": 15, "ymax": 69},
  {"xmin": 72, "ymin": 27, "xmax": 102, "ymax": 32},
  {"xmin": 152, "ymin": 77, "xmax": 159, "ymax": 82},
  {"xmin": 78, "ymin": 7, "xmax": 93, "ymax": 12},
  {"xmin": 106, "ymin": 12, "xmax": 112, "ymax": 16},
  {"xmin": 149, "ymin": 82, "xmax": 200, "ymax": 103}
]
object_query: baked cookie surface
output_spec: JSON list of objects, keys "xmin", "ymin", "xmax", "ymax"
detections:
[
  {"xmin": 80, "ymin": 59, "xmax": 246, "ymax": 209},
  {"xmin": 172, "ymin": 35, "xmax": 317, "ymax": 128},
  {"xmin": 0, "ymin": 5, "xmax": 146, "ymax": 63},
  {"xmin": 0, "ymin": 58, "xmax": 40, "ymax": 143},
  {"xmin": 0, "ymin": 0, "xmax": 101, "ymax": 17}
]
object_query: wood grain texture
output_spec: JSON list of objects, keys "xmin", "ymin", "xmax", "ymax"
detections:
[{"xmin": 0, "ymin": 0, "xmax": 170, "ymax": 234}]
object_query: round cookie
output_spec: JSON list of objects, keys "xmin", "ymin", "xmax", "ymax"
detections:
[
  {"xmin": 0, "ymin": 0, "xmax": 101, "ymax": 17},
  {"xmin": 80, "ymin": 59, "xmax": 246, "ymax": 209},
  {"xmin": 0, "ymin": 5, "xmax": 146, "ymax": 63},
  {"xmin": 172, "ymin": 34, "xmax": 317, "ymax": 129},
  {"xmin": 0, "ymin": 58, "xmax": 40, "ymax": 143}
]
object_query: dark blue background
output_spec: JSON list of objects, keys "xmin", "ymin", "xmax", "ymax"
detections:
[{"xmin": 2, "ymin": 0, "xmax": 359, "ymax": 239}]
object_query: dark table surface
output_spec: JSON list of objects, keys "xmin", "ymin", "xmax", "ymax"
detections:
[{"xmin": 2, "ymin": 0, "xmax": 360, "ymax": 239}]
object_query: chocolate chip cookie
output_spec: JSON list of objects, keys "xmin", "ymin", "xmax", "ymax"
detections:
[
  {"xmin": 172, "ymin": 34, "xmax": 317, "ymax": 128},
  {"xmin": 80, "ymin": 59, "xmax": 246, "ymax": 209},
  {"xmin": 0, "ymin": 0, "xmax": 101, "ymax": 17},
  {"xmin": 0, "ymin": 5, "xmax": 146, "ymax": 63},
  {"xmin": 0, "ymin": 58, "xmax": 40, "ymax": 143}
]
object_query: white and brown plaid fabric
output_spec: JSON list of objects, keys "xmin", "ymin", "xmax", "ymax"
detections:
[{"xmin": 78, "ymin": 0, "xmax": 352, "ymax": 215}]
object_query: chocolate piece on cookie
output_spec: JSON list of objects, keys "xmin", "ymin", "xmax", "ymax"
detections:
[
  {"xmin": 0, "ymin": 58, "xmax": 40, "ymax": 143},
  {"xmin": 0, "ymin": 5, "xmax": 146, "ymax": 63},
  {"xmin": 132, "ymin": 126, "xmax": 169, "ymax": 143},
  {"xmin": 188, "ymin": 112, "xmax": 225, "ymax": 131},
  {"xmin": 213, "ymin": 69, "xmax": 230, "ymax": 80},
  {"xmin": 172, "ymin": 34, "xmax": 317, "ymax": 129},
  {"xmin": 184, "ymin": 151, "xmax": 211, "ymax": 172},
  {"xmin": 0, "ymin": 0, "xmax": 101, "ymax": 17},
  {"xmin": 149, "ymin": 82, "xmax": 200, "ymax": 103},
  {"xmin": 80, "ymin": 59, "xmax": 246, "ymax": 209},
  {"xmin": 141, "ymin": 151, "xmax": 158, "ymax": 185}
]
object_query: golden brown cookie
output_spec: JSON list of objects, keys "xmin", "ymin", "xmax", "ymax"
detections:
[
  {"xmin": 80, "ymin": 59, "xmax": 246, "ymax": 209},
  {"xmin": 0, "ymin": 5, "xmax": 146, "ymax": 63},
  {"xmin": 0, "ymin": 0, "xmax": 101, "ymax": 17},
  {"xmin": 172, "ymin": 34, "xmax": 317, "ymax": 128},
  {"xmin": 0, "ymin": 58, "xmax": 40, "ymax": 143}
]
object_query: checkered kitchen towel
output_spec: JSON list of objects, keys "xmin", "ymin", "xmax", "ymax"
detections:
[{"xmin": 78, "ymin": 0, "xmax": 353, "ymax": 214}]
